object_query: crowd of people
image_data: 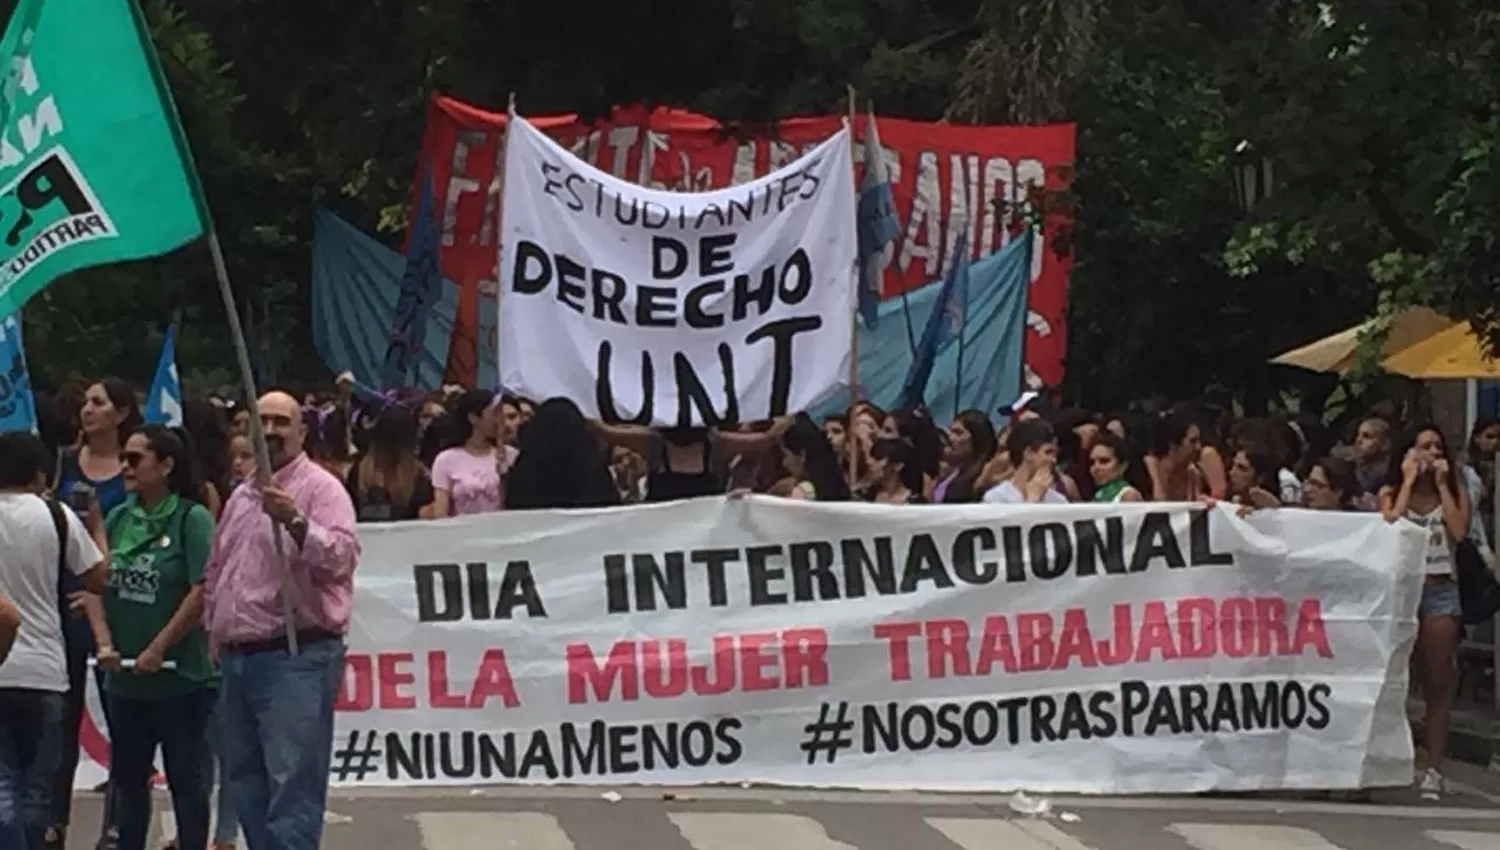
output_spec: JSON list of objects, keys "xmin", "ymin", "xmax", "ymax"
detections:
[
  {"xmin": 0, "ymin": 381, "xmax": 354, "ymax": 850},
  {"xmin": 0, "ymin": 374, "xmax": 1495, "ymax": 850}
]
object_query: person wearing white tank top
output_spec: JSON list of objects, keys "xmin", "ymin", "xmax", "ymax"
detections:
[{"xmin": 1378, "ymin": 425, "xmax": 1470, "ymax": 802}]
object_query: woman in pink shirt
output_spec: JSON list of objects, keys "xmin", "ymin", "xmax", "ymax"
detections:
[{"xmin": 430, "ymin": 390, "xmax": 513, "ymax": 516}]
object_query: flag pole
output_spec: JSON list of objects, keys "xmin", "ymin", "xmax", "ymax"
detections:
[
  {"xmin": 498, "ymin": 91, "xmax": 515, "ymax": 397},
  {"xmin": 206, "ymin": 231, "xmax": 300, "ymax": 656},
  {"xmin": 955, "ymin": 308, "xmax": 965, "ymax": 421},
  {"xmin": 117, "ymin": 0, "xmax": 303, "ymax": 655},
  {"xmin": 495, "ymin": 92, "xmax": 516, "ymax": 506},
  {"xmin": 954, "ymin": 228, "xmax": 968, "ymax": 420},
  {"xmin": 864, "ymin": 98, "xmax": 917, "ymax": 359},
  {"xmin": 845, "ymin": 85, "xmax": 860, "ymax": 488}
]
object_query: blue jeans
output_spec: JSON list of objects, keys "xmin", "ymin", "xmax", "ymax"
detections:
[
  {"xmin": 53, "ymin": 626, "xmax": 118, "ymax": 841},
  {"xmin": 219, "ymin": 637, "xmax": 344, "ymax": 850},
  {"xmin": 0, "ymin": 688, "xmax": 66, "ymax": 850},
  {"xmin": 207, "ymin": 688, "xmax": 239, "ymax": 845},
  {"xmin": 108, "ymin": 688, "xmax": 215, "ymax": 850},
  {"xmin": 1421, "ymin": 578, "xmax": 1464, "ymax": 617}
]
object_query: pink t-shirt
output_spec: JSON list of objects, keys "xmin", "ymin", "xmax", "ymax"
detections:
[{"xmin": 432, "ymin": 446, "xmax": 516, "ymax": 516}]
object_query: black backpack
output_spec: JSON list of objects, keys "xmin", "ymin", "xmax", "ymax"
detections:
[
  {"xmin": 1456, "ymin": 539, "xmax": 1500, "ymax": 625},
  {"xmin": 45, "ymin": 495, "xmax": 82, "ymax": 638}
]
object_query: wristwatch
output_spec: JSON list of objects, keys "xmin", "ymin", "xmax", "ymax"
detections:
[{"xmin": 286, "ymin": 512, "xmax": 309, "ymax": 538}]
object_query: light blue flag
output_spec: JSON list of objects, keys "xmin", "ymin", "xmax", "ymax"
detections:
[
  {"xmin": 0, "ymin": 314, "xmax": 38, "ymax": 433},
  {"xmin": 311, "ymin": 208, "xmax": 497, "ymax": 391},
  {"xmin": 856, "ymin": 108, "xmax": 899, "ymax": 331},
  {"xmin": 810, "ymin": 230, "xmax": 1030, "ymax": 425},
  {"xmin": 143, "ymin": 323, "xmax": 183, "ymax": 426},
  {"xmin": 897, "ymin": 231, "xmax": 971, "ymax": 411}
]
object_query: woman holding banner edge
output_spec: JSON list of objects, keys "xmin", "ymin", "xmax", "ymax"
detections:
[{"xmin": 594, "ymin": 417, "xmax": 795, "ymax": 502}]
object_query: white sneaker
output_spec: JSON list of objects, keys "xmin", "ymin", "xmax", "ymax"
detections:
[{"xmin": 1418, "ymin": 768, "xmax": 1444, "ymax": 801}]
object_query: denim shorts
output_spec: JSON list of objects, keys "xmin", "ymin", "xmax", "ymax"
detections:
[{"xmin": 1420, "ymin": 578, "xmax": 1462, "ymax": 617}]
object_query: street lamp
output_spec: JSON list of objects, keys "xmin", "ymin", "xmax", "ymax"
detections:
[{"xmin": 1231, "ymin": 140, "xmax": 1275, "ymax": 212}]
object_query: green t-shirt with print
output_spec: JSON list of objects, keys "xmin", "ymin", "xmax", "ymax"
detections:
[{"xmin": 103, "ymin": 493, "xmax": 218, "ymax": 700}]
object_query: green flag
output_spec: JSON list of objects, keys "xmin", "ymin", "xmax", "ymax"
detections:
[{"xmin": 0, "ymin": 0, "xmax": 207, "ymax": 317}]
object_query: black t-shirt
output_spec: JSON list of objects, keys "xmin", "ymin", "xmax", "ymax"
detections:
[{"xmin": 345, "ymin": 462, "xmax": 434, "ymax": 522}]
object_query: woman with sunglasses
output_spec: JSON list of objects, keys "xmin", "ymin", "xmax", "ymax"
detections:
[{"xmin": 91, "ymin": 425, "xmax": 219, "ymax": 850}]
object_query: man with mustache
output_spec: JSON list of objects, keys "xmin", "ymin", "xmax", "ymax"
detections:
[{"xmin": 202, "ymin": 391, "xmax": 359, "ymax": 850}]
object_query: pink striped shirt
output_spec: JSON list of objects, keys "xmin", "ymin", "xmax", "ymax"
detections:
[{"xmin": 203, "ymin": 453, "xmax": 360, "ymax": 644}]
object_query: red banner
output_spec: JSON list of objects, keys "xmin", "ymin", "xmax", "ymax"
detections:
[{"xmin": 415, "ymin": 95, "xmax": 1075, "ymax": 393}]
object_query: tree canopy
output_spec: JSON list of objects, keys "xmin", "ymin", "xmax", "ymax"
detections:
[{"xmin": 13, "ymin": 0, "xmax": 1498, "ymax": 408}]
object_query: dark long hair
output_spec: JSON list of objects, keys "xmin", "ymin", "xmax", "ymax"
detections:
[
  {"xmin": 1383, "ymin": 424, "xmax": 1462, "ymax": 494},
  {"xmin": 182, "ymin": 395, "xmax": 230, "ymax": 495},
  {"xmin": 418, "ymin": 410, "xmax": 453, "ymax": 467},
  {"xmin": 506, "ymin": 397, "xmax": 619, "ymax": 510},
  {"xmin": 781, "ymin": 414, "xmax": 850, "ymax": 501},
  {"xmin": 1170, "ymin": 401, "xmax": 1227, "ymax": 451},
  {"xmin": 1467, "ymin": 417, "xmax": 1498, "ymax": 464},
  {"xmin": 97, "ymin": 377, "xmax": 143, "ymax": 445},
  {"xmin": 1150, "ymin": 410, "xmax": 1197, "ymax": 458},
  {"xmin": 445, "ymin": 389, "xmax": 494, "ymax": 448},
  {"xmin": 944, "ymin": 409, "xmax": 996, "ymax": 503},
  {"xmin": 893, "ymin": 408, "xmax": 944, "ymax": 479},
  {"xmin": 134, "ymin": 424, "xmax": 204, "ymax": 504},
  {"xmin": 1092, "ymin": 431, "xmax": 1151, "ymax": 495},
  {"xmin": 872, "ymin": 437, "xmax": 925, "ymax": 494},
  {"xmin": 354, "ymin": 405, "xmax": 423, "ymax": 509},
  {"xmin": 303, "ymin": 406, "xmax": 351, "ymax": 465}
]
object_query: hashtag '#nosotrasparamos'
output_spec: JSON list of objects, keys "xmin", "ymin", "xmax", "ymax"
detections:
[
  {"xmin": 800, "ymin": 701, "xmax": 854, "ymax": 765},
  {"xmin": 330, "ymin": 730, "xmax": 383, "ymax": 781}
]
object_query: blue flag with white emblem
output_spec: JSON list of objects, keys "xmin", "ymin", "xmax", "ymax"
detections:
[
  {"xmin": 144, "ymin": 323, "xmax": 183, "ymax": 426},
  {"xmin": 0, "ymin": 313, "xmax": 37, "ymax": 433},
  {"xmin": 898, "ymin": 231, "xmax": 974, "ymax": 411},
  {"xmin": 856, "ymin": 109, "xmax": 900, "ymax": 330}
]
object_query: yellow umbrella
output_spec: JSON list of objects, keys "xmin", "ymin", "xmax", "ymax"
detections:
[
  {"xmin": 1270, "ymin": 307, "xmax": 1454, "ymax": 373},
  {"xmin": 1380, "ymin": 320, "xmax": 1500, "ymax": 379}
]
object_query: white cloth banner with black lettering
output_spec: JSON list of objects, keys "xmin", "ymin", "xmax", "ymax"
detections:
[
  {"xmin": 321, "ymin": 499, "xmax": 1422, "ymax": 793},
  {"xmin": 497, "ymin": 115, "xmax": 857, "ymax": 426}
]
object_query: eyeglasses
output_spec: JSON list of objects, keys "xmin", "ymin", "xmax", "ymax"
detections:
[{"xmin": 122, "ymin": 451, "xmax": 145, "ymax": 467}]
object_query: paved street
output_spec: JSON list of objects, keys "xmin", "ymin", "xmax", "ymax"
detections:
[{"xmin": 63, "ymin": 778, "xmax": 1500, "ymax": 850}]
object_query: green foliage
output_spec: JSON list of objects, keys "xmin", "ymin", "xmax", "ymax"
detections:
[
  {"xmin": 1059, "ymin": 1, "xmax": 1363, "ymax": 408},
  {"xmin": 1219, "ymin": 1, "xmax": 1500, "ymax": 354}
]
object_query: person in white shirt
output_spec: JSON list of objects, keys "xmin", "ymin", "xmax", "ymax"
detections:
[
  {"xmin": 0, "ymin": 594, "xmax": 18, "ymax": 668},
  {"xmin": 983, "ymin": 419, "xmax": 1070, "ymax": 505},
  {"xmin": 0, "ymin": 431, "xmax": 110, "ymax": 850}
]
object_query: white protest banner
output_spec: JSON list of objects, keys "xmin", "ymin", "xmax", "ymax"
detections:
[
  {"xmin": 498, "ymin": 116, "xmax": 857, "ymax": 427},
  {"xmin": 324, "ymin": 499, "xmax": 1423, "ymax": 793}
]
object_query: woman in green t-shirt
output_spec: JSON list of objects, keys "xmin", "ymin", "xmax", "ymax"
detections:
[{"xmin": 94, "ymin": 425, "xmax": 218, "ymax": 850}]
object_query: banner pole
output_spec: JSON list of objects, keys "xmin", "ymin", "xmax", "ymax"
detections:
[
  {"xmin": 497, "ymin": 91, "xmax": 515, "ymax": 398},
  {"xmin": 845, "ymin": 85, "xmax": 860, "ymax": 488},
  {"xmin": 207, "ymin": 229, "xmax": 300, "ymax": 656},
  {"xmin": 116, "ymin": 0, "xmax": 300, "ymax": 653},
  {"xmin": 495, "ymin": 92, "xmax": 516, "ymax": 507}
]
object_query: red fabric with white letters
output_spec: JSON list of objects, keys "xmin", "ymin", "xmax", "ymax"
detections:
[{"xmin": 417, "ymin": 96, "xmax": 1074, "ymax": 391}]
